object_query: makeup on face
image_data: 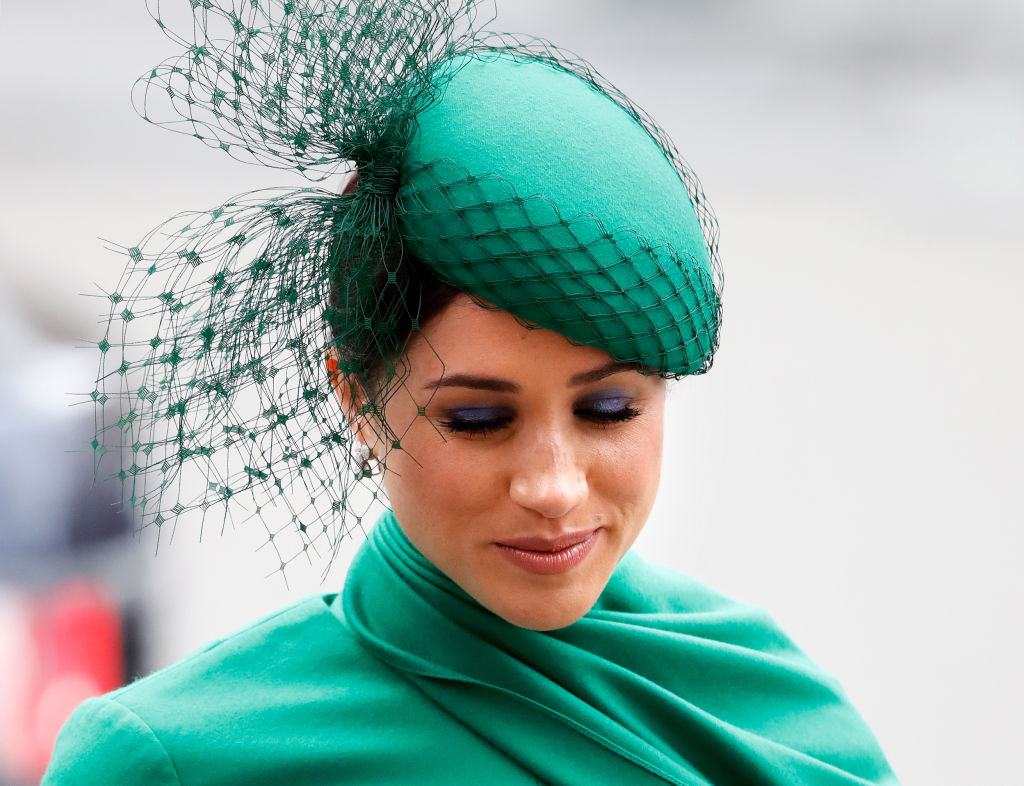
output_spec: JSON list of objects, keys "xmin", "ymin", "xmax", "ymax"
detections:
[
  {"xmin": 373, "ymin": 295, "xmax": 666, "ymax": 630},
  {"xmin": 433, "ymin": 383, "xmax": 645, "ymax": 438},
  {"xmin": 495, "ymin": 529, "xmax": 601, "ymax": 575}
]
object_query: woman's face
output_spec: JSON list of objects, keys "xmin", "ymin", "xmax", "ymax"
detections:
[{"xmin": 347, "ymin": 295, "xmax": 666, "ymax": 630}]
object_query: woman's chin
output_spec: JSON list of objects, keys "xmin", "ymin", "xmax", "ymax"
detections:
[
  {"xmin": 465, "ymin": 538, "xmax": 621, "ymax": 630},
  {"xmin": 498, "ymin": 606, "xmax": 589, "ymax": 632},
  {"xmin": 480, "ymin": 584, "xmax": 600, "ymax": 631}
]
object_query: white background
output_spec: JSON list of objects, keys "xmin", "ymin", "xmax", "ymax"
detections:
[{"xmin": 1, "ymin": 1, "xmax": 1022, "ymax": 784}]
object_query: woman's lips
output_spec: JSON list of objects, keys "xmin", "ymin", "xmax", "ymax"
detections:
[{"xmin": 495, "ymin": 529, "xmax": 600, "ymax": 575}]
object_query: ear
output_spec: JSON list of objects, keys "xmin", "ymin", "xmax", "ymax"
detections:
[{"xmin": 325, "ymin": 349, "xmax": 378, "ymax": 457}]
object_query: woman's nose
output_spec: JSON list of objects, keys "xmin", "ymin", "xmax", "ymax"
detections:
[{"xmin": 509, "ymin": 438, "xmax": 588, "ymax": 519}]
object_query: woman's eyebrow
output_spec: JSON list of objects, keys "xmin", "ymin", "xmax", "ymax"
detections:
[
  {"xmin": 423, "ymin": 374, "xmax": 519, "ymax": 392},
  {"xmin": 568, "ymin": 361, "xmax": 642, "ymax": 387},
  {"xmin": 424, "ymin": 361, "xmax": 642, "ymax": 392}
]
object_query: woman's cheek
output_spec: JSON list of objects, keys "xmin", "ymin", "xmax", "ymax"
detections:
[
  {"xmin": 599, "ymin": 418, "xmax": 664, "ymax": 513},
  {"xmin": 429, "ymin": 448, "xmax": 473, "ymax": 507},
  {"xmin": 412, "ymin": 433, "xmax": 491, "ymax": 515}
]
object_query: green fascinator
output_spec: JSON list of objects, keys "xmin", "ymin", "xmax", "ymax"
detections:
[{"xmin": 94, "ymin": 0, "xmax": 722, "ymax": 577}]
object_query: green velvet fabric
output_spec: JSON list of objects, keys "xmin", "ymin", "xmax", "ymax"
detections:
[
  {"xmin": 44, "ymin": 510, "xmax": 900, "ymax": 785},
  {"xmin": 344, "ymin": 511, "xmax": 901, "ymax": 785},
  {"xmin": 398, "ymin": 51, "xmax": 720, "ymax": 374},
  {"xmin": 405, "ymin": 52, "xmax": 709, "ymax": 273},
  {"xmin": 43, "ymin": 597, "xmax": 543, "ymax": 785}
]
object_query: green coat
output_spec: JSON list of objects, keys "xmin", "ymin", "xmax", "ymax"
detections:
[{"xmin": 44, "ymin": 512, "xmax": 899, "ymax": 785}]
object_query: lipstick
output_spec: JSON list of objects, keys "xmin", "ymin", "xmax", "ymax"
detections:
[{"xmin": 495, "ymin": 529, "xmax": 599, "ymax": 575}]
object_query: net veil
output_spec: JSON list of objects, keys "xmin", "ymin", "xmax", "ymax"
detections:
[{"xmin": 92, "ymin": 0, "xmax": 723, "ymax": 580}]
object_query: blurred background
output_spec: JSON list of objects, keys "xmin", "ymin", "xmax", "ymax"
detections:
[{"xmin": 1, "ymin": 0, "xmax": 1021, "ymax": 782}]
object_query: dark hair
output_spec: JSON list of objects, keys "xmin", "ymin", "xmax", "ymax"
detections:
[{"xmin": 327, "ymin": 238, "xmax": 462, "ymax": 395}]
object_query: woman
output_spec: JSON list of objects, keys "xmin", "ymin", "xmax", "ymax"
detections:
[{"xmin": 45, "ymin": 1, "xmax": 899, "ymax": 783}]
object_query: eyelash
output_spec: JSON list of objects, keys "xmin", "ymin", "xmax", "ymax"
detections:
[
  {"xmin": 576, "ymin": 402, "xmax": 641, "ymax": 427},
  {"xmin": 438, "ymin": 400, "xmax": 640, "ymax": 436}
]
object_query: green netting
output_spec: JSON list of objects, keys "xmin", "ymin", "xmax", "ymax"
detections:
[{"xmin": 93, "ymin": 0, "xmax": 723, "ymax": 580}]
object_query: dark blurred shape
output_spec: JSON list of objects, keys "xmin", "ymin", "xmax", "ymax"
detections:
[
  {"xmin": 0, "ymin": 416, "xmax": 133, "ymax": 584},
  {"xmin": 0, "ymin": 302, "xmax": 141, "ymax": 783}
]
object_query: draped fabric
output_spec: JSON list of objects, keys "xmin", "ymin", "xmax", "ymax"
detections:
[
  {"xmin": 44, "ymin": 508, "xmax": 900, "ymax": 785},
  {"xmin": 343, "ymin": 511, "xmax": 900, "ymax": 786}
]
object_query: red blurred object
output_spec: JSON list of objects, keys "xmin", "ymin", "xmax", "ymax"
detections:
[
  {"xmin": 45, "ymin": 581, "xmax": 124, "ymax": 695},
  {"xmin": 2, "ymin": 580, "xmax": 124, "ymax": 782}
]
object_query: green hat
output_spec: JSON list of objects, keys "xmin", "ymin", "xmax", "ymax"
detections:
[
  {"xmin": 400, "ymin": 50, "xmax": 719, "ymax": 374},
  {"xmin": 94, "ymin": 1, "xmax": 722, "ymax": 576}
]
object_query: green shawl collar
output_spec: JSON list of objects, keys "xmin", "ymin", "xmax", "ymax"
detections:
[{"xmin": 341, "ymin": 511, "xmax": 899, "ymax": 786}]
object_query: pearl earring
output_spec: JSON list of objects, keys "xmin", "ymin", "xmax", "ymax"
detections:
[{"xmin": 351, "ymin": 441, "xmax": 379, "ymax": 477}]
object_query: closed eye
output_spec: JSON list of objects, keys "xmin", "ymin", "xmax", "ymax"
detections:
[
  {"xmin": 438, "ymin": 396, "xmax": 640, "ymax": 437},
  {"xmin": 574, "ymin": 395, "xmax": 640, "ymax": 425},
  {"xmin": 438, "ymin": 406, "xmax": 514, "ymax": 436}
]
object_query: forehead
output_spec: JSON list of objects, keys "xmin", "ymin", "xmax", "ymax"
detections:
[{"xmin": 409, "ymin": 294, "xmax": 617, "ymax": 379}]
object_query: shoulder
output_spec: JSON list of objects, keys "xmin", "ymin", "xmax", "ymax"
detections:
[
  {"xmin": 43, "ymin": 696, "xmax": 180, "ymax": 785},
  {"xmin": 43, "ymin": 594, "xmax": 404, "ymax": 784},
  {"xmin": 46, "ymin": 593, "xmax": 541, "ymax": 784},
  {"xmin": 597, "ymin": 550, "xmax": 753, "ymax": 615},
  {"xmin": 596, "ymin": 551, "xmax": 820, "ymax": 663},
  {"xmin": 104, "ymin": 594, "xmax": 358, "ymax": 716}
]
